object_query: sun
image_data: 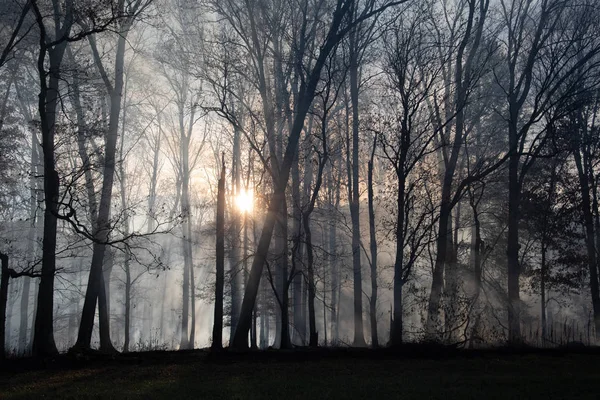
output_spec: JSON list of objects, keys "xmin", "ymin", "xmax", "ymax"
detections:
[{"xmin": 235, "ymin": 188, "xmax": 254, "ymax": 213}]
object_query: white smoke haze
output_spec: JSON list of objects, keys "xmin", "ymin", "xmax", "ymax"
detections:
[{"xmin": 1, "ymin": 0, "xmax": 600, "ymax": 357}]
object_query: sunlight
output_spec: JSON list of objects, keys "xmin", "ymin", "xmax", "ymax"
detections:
[{"xmin": 235, "ymin": 188, "xmax": 254, "ymax": 214}]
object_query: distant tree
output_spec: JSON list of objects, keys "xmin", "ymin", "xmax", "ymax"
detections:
[
  {"xmin": 497, "ymin": 0, "xmax": 600, "ymax": 343},
  {"xmin": 380, "ymin": 2, "xmax": 441, "ymax": 345},
  {"xmin": 425, "ymin": 0, "xmax": 491, "ymax": 339},
  {"xmin": 74, "ymin": 0, "xmax": 153, "ymax": 353},
  {"xmin": 230, "ymin": 0, "xmax": 408, "ymax": 349}
]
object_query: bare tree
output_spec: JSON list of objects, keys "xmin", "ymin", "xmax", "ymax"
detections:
[
  {"xmin": 497, "ymin": 0, "xmax": 600, "ymax": 343},
  {"xmin": 75, "ymin": 0, "xmax": 152, "ymax": 353}
]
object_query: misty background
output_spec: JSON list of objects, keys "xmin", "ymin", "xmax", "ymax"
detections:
[{"xmin": 1, "ymin": 0, "xmax": 600, "ymax": 357}]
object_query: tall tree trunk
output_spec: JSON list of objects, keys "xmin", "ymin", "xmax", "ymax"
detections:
[
  {"xmin": 302, "ymin": 123, "xmax": 328, "ymax": 348},
  {"xmin": 291, "ymin": 151, "xmax": 304, "ymax": 345},
  {"xmin": 348, "ymin": 27, "xmax": 366, "ymax": 347},
  {"xmin": 189, "ymin": 205, "xmax": 199, "ymax": 348},
  {"xmin": 28, "ymin": 278, "xmax": 38, "ymax": 352},
  {"xmin": 259, "ymin": 279, "xmax": 268, "ymax": 348},
  {"xmin": 329, "ymin": 160, "xmax": 340, "ymax": 343},
  {"xmin": 16, "ymin": 85, "xmax": 39, "ymax": 355},
  {"xmin": 118, "ymin": 118, "xmax": 132, "ymax": 353},
  {"xmin": 445, "ymin": 203, "xmax": 460, "ymax": 342},
  {"xmin": 391, "ymin": 161, "xmax": 406, "ymax": 346},
  {"xmin": 103, "ymin": 249, "xmax": 114, "ymax": 339},
  {"xmin": 540, "ymin": 239, "xmax": 546, "ymax": 343},
  {"xmin": 573, "ymin": 139, "xmax": 600, "ymax": 338},
  {"xmin": 468, "ymin": 189, "xmax": 482, "ymax": 348},
  {"xmin": 230, "ymin": 125, "xmax": 242, "ymax": 342},
  {"xmin": 31, "ymin": 1, "xmax": 75, "ymax": 354},
  {"xmin": 123, "ymin": 253, "xmax": 131, "ymax": 352},
  {"xmin": 274, "ymin": 197, "xmax": 291, "ymax": 349},
  {"xmin": 159, "ymin": 269, "xmax": 167, "ymax": 343},
  {"xmin": 33, "ymin": 34, "xmax": 66, "ymax": 357},
  {"xmin": 323, "ymin": 279, "xmax": 328, "ymax": 346},
  {"xmin": 367, "ymin": 156, "xmax": 378, "ymax": 347},
  {"xmin": 179, "ymin": 95, "xmax": 196, "ymax": 350},
  {"xmin": 0, "ymin": 253, "xmax": 9, "ymax": 358},
  {"xmin": 303, "ymin": 212, "xmax": 318, "ymax": 347},
  {"xmin": 20, "ymin": 140, "xmax": 39, "ymax": 355},
  {"xmin": 18, "ymin": 276, "xmax": 30, "ymax": 355},
  {"xmin": 147, "ymin": 112, "xmax": 162, "ymax": 233},
  {"xmin": 212, "ymin": 159, "xmax": 226, "ymax": 350},
  {"xmin": 189, "ymin": 247, "xmax": 196, "ymax": 348},
  {"xmin": 251, "ymin": 310, "xmax": 258, "ymax": 349},
  {"xmin": 426, "ymin": 200, "xmax": 451, "ymax": 339},
  {"xmin": 76, "ymin": 20, "xmax": 132, "ymax": 353},
  {"xmin": 507, "ymin": 117, "xmax": 522, "ymax": 344}
]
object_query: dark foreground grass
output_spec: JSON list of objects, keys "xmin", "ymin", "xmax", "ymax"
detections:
[{"xmin": 1, "ymin": 347, "xmax": 600, "ymax": 399}]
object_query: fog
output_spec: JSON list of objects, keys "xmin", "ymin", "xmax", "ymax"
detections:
[{"xmin": 1, "ymin": 0, "xmax": 599, "ymax": 357}]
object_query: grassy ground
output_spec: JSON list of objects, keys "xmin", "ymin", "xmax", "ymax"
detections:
[{"xmin": 1, "ymin": 347, "xmax": 600, "ymax": 399}]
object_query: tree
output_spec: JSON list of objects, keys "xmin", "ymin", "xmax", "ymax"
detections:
[
  {"xmin": 29, "ymin": 0, "xmax": 113, "ymax": 357},
  {"xmin": 0, "ymin": 0, "xmax": 33, "ymax": 69},
  {"xmin": 425, "ymin": 0, "xmax": 491, "ymax": 339},
  {"xmin": 497, "ymin": 0, "xmax": 600, "ymax": 343},
  {"xmin": 75, "ymin": 0, "xmax": 152, "ymax": 353},
  {"xmin": 380, "ymin": 2, "xmax": 441, "ymax": 345},
  {"xmin": 229, "ymin": 0, "xmax": 406, "ymax": 349}
]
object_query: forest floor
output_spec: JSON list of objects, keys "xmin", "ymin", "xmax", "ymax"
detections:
[{"xmin": 1, "ymin": 345, "xmax": 600, "ymax": 399}]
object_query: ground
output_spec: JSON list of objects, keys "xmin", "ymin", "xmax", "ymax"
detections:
[{"xmin": 1, "ymin": 346, "xmax": 600, "ymax": 399}]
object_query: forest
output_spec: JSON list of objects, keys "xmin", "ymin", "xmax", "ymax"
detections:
[{"xmin": 1, "ymin": 0, "xmax": 600, "ymax": 361}]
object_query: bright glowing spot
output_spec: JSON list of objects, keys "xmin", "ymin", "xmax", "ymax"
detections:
[{"xmin": 235, "ymin": 189, "xmax": 254, "ymax": 213}]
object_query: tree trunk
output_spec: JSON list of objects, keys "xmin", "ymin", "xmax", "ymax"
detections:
[
  {"xmin": 0, "ymin": 253, "xmax": 9, "ymax": 358},
  {"xmin": 230, "ymin": 126, "xmax": 242, "ymax": 342},
  {"xmin": 76, "ymin": 22, "xmax": 131, "ymax": 353},
  {"xmin": 367, "ymin": 158, "xmax": 378, "ymax": 348},
  {"xmin": 349, "ymin": 27, "xmax": 366, "ymax": 347},
  {"xmin": 251, "ymin": 309, "xmax": 258, "ymax": 349},
  {"xmin": 323, "ymin": 280, "xmax": 328, "ymax": 346},
  {"xmin": 468, "ymin": 190, "xmax": 483, "ymax": 348},
  {"xmin": 147, "ymin": 112, "xmax": 162, "ymax": 233},
  {"xmin": 391, "ymin": 163, "xmax": 406, "ymax": 346},
  {"xmin": 329, "ymin": 161, "xmax": 340, "ymax": 343},
  {"xmin": 507, "ymin": 119, "xmax": 522, "ymax": 344},
  {"xmin": 540, "ymin": 239, "xmax": 546, "ymax": 343},
  {"xmin": 28, "ymin": 278, "xmax": 38, "ymax": 352},
  {"xmin": 180, "ymin": 118, "xmax": 192, "ymax": 349},
  {"xmin": 303, "ymin": 212, "xmax": 318, "ymax": 347},
  {"xmin": 573, "ymin": 140, "xmax": 600, "ymax": 338},
  {"xmin": 33, "ymin": 42, "xmax": 65, "ymax": 357},
  {"xmin": 102, "ymin": 249, "xmax": 114, "ymax": 339},
  {"xmin": 18, "ymin": 276, "xmax": 30, "ymax": 355},
  {"xmin": 291, "ymin": 151, "xmax": 304, "ymax": 345},
  {"xmin": 259, "ymin": 280, "xmax": 267, "ymax": 348},
  {"xmin": 123, "ymin": 253, "xmax": 131, "ymax": 352},
  {"xmin": 189, "ymin": 249, "xmax": 196, "ymax": 349},
  {"xmin": 444, "ymin": 202, "xmax": 460, "ymax": 342},
  {"xmin": 118, "ymin": 128, "xmax": 132, "ymax": 352},
  {"xmin": 212, "ymin": 160, "xmax": 225, "ymax": 350},
  {"xmin": 20, "ymin": 121, "xmax": 40, "ymax": 355},
  {"xmin": 426, "ymin": 200, "xmax": 451, "ymax": 339},
  {"xmin": 277, "ymin": 197, "xmax": 292, "ymax": 349}
]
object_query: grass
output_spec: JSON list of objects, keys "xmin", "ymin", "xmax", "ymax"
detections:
[{"xmin": 1, "ymin": 347, "xmax": 600, "ymax": 399}]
